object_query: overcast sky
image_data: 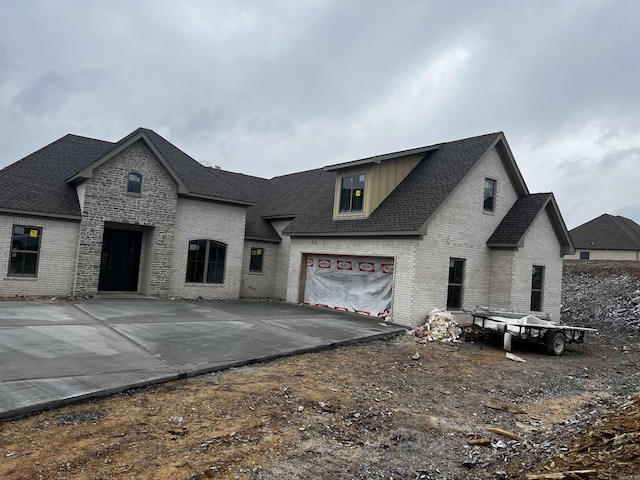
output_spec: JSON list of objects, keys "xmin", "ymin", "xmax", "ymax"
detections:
[{"xmin": 1, "ymin": 0, "xmax": 638, "ymax": 229}]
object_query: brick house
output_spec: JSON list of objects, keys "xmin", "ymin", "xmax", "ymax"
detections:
[
  {"xmin": 0, "ymin": 128, "xmax": 573, "ymax": 326},
  {"xmin": 565, "ymin": 214, "xmax": 640, "ymax": 261}
]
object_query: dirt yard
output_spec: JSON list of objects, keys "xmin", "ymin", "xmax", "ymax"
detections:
[{"xmin": 1, "ymin": 261, "xmax": 639, "ymax": 480}]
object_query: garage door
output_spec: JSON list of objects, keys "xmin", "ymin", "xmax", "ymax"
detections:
[{"xmin": 303, "ymin": 254, "xmax": 394, "ymax": 319}]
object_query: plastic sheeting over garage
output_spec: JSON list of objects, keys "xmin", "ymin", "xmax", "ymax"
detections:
[{"xmin": 303, "ymin": 254, "xmax": 394, "ymax": 319}]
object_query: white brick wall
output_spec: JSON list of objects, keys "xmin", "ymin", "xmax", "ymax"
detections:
[
  {"xmin": 511, "ymin": 210, "xmax": 563, "ymax": 321},
  {"xmin": 412, "ymin": 146, "xmax": 519, "ymax": 321},
  {"xmin": 0, "ymin": 214, "xmax": 80, "ymax": 297},
  {"xmin": 283, "ymin": 146, "xmax": 566, "ymax": 327},
  {"xmin": 285, "ymin": 237, "xmax": 420, "ymax": 326},
  {"xmin": 169, "ymin": 198, "xmax": 246, "ymax": 299},
  {"xmin": 240, "ymin": 240, "xmax": 278, "ymax": 298},
  {"xmin": 565, "ymin": 250, "xmax": 639, "ymax": 261},
  {"xmin": 271, "ymin": 220, "xmax": 292, "ymax": 300}
]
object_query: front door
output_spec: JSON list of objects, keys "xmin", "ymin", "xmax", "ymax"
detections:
[{"xmin": 98, "ymin": 228, "xmax": 142, "ymax": 292}]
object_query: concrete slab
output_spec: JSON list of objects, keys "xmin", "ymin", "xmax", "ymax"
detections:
[{"xmin": 0, "ymin": 299, "xmax": 405, "ymax": 420}]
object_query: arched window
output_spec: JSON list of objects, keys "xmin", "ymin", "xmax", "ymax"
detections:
[
  {"xmin": 186, "ymin": 240, "xmax": 226, "ymax": 283},
  {"xmin": 127, "ymin": 171, "xmax": 143, "ymax": 194}
]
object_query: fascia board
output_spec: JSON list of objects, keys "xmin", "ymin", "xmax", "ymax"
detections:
[
  {"xmin": 179, "ymin": 192, "xmax": 255, "ymax": 207},
  {"xmin": 0, "ymin": 208, "xmax": 82, "ymax": 221},
  {"xmin": 323, "ymin": 145, "xmax": 441, "ymax": 172}
]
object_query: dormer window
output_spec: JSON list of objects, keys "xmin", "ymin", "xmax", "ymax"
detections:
[
  {"xmin": 339, "ymin": 173, "xmax": 366, "ymax": 213},
  {"xmin": 127, "ymin": 172, "xmax": 142, "ymax": 194}
]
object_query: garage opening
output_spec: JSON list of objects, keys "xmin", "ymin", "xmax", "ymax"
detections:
[{"xmin": 302, "ymin": 254, "xmax": 394, "ymax": 320}]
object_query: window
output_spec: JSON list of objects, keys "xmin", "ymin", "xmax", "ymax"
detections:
[
  {"xmin": 447, "ymin": 258, "xmax": 465, "ymax": 310},
  {"xmin": 127, "ymin": 171, "xmax": 142, "ymax": 194},
  {"xmin": 8, "ymin": 225, "xmax": 42, "ymax": 277},
  {"xmin": 484, "ymin": 178, "xmax": 496, "ymax": 211},
  {"xmin": 185, "ymin": 240, "xmax": 226, "ymax": 283},
  {"xmin": 531, "ymin": 265, "xmax": 545, "ymax": 311},
  {"xmin": 579, "ymin": 251, "xmax": 590, "ymax": 260},
  {"xmin": 339, "ymin": 174, "xmax": 366, "ymax": 213},
  {"xmin": 249, "ymin": 247, "xmax": 264, "ymax": 272}
]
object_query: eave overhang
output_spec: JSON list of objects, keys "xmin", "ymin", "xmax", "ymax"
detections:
[
  {"xmin": 244, "ymin": 235, "xmax": 282, "ymax": 244},
  {"xmin": 179, "ymin": 192, "xmax": 255, "ymax": 208},
  {"xmin": 323, "ymin": 144, "xmax": 441, "ymax": 172},
  {"xmin": 286, "ymin": 230, "xmax": 423, "ymax": 239},
  {"xmin": 0, "ymin": 208, "xmax": 82, "ymax": 221}
]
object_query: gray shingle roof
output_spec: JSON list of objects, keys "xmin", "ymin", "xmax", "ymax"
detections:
[
  {"xmin": 570, "ymin": 214, "xmax": 640, "ymax": 250},
  {"xmin": 142, "ymin": 129, "xmax": 261, "ymax": 204},
  {"xmin": 0, "ymin": 128, "xmax": 258, "ymax": 217},
  {"xmin": 486, "ymin": 193, "xmax": 553, "ymax": 246},
  {"xmin": 244, "ymin": 169, "xmax": 335, "ymax": 241},
  {"xmin": 281, "ymin": 132, "xmax": 503, "ymax": 235},
  {"xmin": 3, "ymin": 128, "xmax": 568, "ymax": 250},
  {"xmin": 0, "ymin": 134, "xmax": 114, "ymax": 217}
]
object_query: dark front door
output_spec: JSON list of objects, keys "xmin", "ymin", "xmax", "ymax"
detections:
[{"xmin": 98, "ymin": 228, "xmax": 142, "ymax": 292}]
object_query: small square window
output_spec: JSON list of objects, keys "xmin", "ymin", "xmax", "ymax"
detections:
[
  {"xmin": 250, "ymin": 247, "xmax": 264, "ymax": 272},
  {"xmin": 127, "ymin": 172, "xmax": 142, "ymax": 194},
  {"xmin": 579, "ymin": 251, "xmax": 590, "ymax": 260},
  {"xmin": 484, "ymin": 178, "xmax": 496, "ymax": 211}
]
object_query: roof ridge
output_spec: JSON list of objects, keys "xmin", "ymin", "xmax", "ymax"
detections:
[{"xmin": 612, "ymin": 216, "xmax": 640, "ymax": 248}]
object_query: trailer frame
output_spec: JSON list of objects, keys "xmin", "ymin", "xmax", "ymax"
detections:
[{"xmin": 468, "ymin": 308, "xmax": 598, "ymax": 356}]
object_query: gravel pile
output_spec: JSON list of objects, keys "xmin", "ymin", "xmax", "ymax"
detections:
[{"xmin": 561, "ymin": 261, "xmax": 640, "ymax": 346}]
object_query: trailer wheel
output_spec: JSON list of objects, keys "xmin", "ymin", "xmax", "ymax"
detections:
[{"xmin": 545, "ymin": 331, "xmax": 566, "ymax": 356}]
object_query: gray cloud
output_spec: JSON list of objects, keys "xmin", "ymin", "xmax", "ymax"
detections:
[
  {"xmin": 13, "ymin": 69, "xmax": 101, "ymax": 115},
  {"xmin": 0, "ymin": 0, "xmax": 638, "ymax": 228}
]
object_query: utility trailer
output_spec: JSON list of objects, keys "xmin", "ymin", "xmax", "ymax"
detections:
[{"xmin": 468, "ymin": 308, "xmax": 598, "ymax": 356}]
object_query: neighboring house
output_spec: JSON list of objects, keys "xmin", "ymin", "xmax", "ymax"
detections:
[
  {"xmin": 566, "ymin": 214, "xmax": 640, "ymax": 261},
  {"xmin": 0, "ymin": 128, "xmax": 574, "ymax": 326}
]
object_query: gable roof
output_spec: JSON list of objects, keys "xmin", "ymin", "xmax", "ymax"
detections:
[
  {"xmin": 0, "ymin": 128, "xmax": 256, "ymax": 219},
  {"xmin": 2, "ymin": 128, "xmax": 567, "ymax": 251},
  {"xmin": 570, "ymin": 214, "xmax": 640, "ymax": 251},
  {"xmin": 487, "ymin": 193, "xmax": 575, "ymax": 255},
  {"xmin": 280, "ymin": 132, "xmax": 521, "ymax": 237}
]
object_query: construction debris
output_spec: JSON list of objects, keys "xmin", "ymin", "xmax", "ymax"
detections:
[
  {"xmin": 525, "ymin": 470, "xmax": 597, "ymax": 479},
  {"xmin": 409, "ymin": 308, "xmax": 462, "ymax": 343},
  {"xmin": 506, "ymin": 352, "xmax": 527, "ymax": 363},
  {"xmin": 486, "ymin": 427, "xmax": 525, "ymax": 442}
]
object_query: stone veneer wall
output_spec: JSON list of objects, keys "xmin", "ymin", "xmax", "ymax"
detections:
[{"xmin": 74, "ymin": 140, "xmax": 178, "ymax": 296}]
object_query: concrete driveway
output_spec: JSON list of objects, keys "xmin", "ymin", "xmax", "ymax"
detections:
[{"xmin": 0, "ymin": 298, "xmax": 404, "ymax": 420}]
